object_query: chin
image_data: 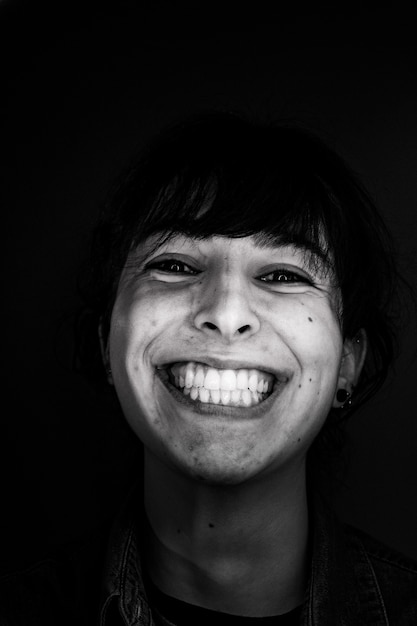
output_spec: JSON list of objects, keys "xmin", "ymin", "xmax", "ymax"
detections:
[
  {"xmin": 180, "ymin": 462, "xmax": 259, "ymax": 486},
  {"xmin": 163, "ymin": 438, "xmax": 290, "ymax": 487}
]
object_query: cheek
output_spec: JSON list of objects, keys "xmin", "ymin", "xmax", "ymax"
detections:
[
  {"xmin": 288, "ymin": 302, "xmax": 342, "ymax": 362},
  {"xmin": 110, "ymin": 287, "xmax": 180, "ymax": 348},
  {"xmin": 275, "ymin": 304, "xmax": 343, "ymax": 416}
]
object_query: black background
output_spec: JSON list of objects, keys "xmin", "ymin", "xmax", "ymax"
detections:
[{"xmin": 2, "ymin": 1, "xmax": 417, "ymax": 571}]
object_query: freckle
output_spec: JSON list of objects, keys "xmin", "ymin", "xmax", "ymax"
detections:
[
  {"xmin": 309, "ymin": 378, "xmax": 312, "ymax": 382},
  {"xmin": 308, "ymin": 317, "xmax": 313, "ymax": 322},
  {"xmin": 298, "ymin": 384, "xmax": 302, "ymax": 388},
  {"xmin": 208, "ymin": 523, "xmax": 214, "ymax": 528},
  {"xmin": 297, "ymin": 438, "xmax": 301, "ymax": 443}
]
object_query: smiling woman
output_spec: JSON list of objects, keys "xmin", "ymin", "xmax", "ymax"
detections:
[
  {"xmin": 2, "ymin": 112, "xmax": 416, "ymax": 625},
  {"xmin": 86, "ymin": 112, "xmax": 396, "ymax": 417},
  {"xmin": 108, "ymin": 232, "xmax": 345, "ymax": 488}
]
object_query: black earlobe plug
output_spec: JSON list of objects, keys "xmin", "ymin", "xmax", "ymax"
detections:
[{"xmin": 336, "ymin": 388, "xmax": 351, "ymax": 407}]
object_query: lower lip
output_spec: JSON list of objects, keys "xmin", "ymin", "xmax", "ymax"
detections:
[{"xmin": 155, "ymin": 368, "xmax": 286, "ymax": 419}]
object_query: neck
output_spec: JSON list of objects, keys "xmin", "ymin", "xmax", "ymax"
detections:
[{"xmin": 143, "ymin": 452, "xmax": 310, "ymax": 617}]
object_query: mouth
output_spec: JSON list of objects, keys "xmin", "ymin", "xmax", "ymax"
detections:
[{"xmin": 159, "ymin": 361, "xmax": 278, "ymax": 409}]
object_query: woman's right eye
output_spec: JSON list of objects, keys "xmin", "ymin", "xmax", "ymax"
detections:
[{"xmin": 146, "ymin": 259, "xmax": 200, "ymax": 275}]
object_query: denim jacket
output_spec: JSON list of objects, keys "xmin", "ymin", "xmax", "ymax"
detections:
[{"xmin": 1, "ymin": 487, "xmax": 417, "ymax": 625}]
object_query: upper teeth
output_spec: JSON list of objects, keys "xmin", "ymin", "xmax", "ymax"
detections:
[{"xmin": 170, "ymin": 362, "xmax": 274, "ymax": 394}]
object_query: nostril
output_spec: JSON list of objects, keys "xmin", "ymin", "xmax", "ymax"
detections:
[{"xmin": 202, "ymin": 322, "xmax": 252, "ymax": 334}]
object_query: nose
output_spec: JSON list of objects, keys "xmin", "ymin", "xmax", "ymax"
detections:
[{"xmin": 193, "ymin": 274, "xmax": 261, "ymax": 342}]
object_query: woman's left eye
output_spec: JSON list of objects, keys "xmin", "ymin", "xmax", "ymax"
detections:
[{"xmin": 258, "ymin": 270, "xmax": 310, "ymax": 284}]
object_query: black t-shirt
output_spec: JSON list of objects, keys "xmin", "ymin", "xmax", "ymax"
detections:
[{"xmin": 147, "ymin": 579, "xmax": 302, "ymax": 626}]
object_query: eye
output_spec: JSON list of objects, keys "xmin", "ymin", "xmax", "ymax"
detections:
[
  {"xmin": 145, "ymin": 258, "xmax": 200, "ymax": 275},
  {"xmin": 258, "ymin": 269, "xmax": 311, "ymax": 284}
]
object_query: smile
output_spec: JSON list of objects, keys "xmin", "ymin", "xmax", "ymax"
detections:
[{"xmin": 168, "ymin": 362, "xmax": 275, "ymax": 408}]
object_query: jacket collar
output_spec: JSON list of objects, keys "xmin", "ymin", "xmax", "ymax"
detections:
[
  {"xmin": 302, "ymin": 496, "xmax": 389, "ymax": 625},
  {"xmin": 99, "ymin": 486, "xmax": 389, "ymax": 626},
  {"xmin": 100, "ymin": 486, "xmax": 151, "ymax": 626}
]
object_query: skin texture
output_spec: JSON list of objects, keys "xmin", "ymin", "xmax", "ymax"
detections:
[{"xmin": 106, "ymin": 233, "xmax": 366, "ymax": 616}]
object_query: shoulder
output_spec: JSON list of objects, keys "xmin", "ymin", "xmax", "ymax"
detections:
[
  {"xmin": 344, "ymin": 522, "xmax": 417, "ymax": 580},
  {"xmin": 0, "ymin": 522, "xmax": 110, "ymax": 626},
  {"xmin": 344, "ymin": 522, "xmax": 417, "ymax": 623}
]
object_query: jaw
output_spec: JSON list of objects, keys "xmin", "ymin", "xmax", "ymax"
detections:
[
  {"xmin": 119, "ymin": 362, "xmax": 326, "ymax": 487},
  {"xmin": 147, "ymin": 372, "xmax": 307, "ymax": 487}
]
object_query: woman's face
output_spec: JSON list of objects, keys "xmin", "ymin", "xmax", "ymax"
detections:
[{"xmin": 108, "ymin": 234, "xmax": 350, "ymax": 485}]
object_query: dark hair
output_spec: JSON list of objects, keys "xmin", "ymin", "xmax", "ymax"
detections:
[
  {"xmin": 78, "ymin": 111, "xmax": 402, "ymax": 426},
  {"xmin": 75, "ymin": 110, "xmax": 413, "ymax": 491}
]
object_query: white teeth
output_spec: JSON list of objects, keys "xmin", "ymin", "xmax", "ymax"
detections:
[
  {"xmin": 236, "ymin": 369, "xmax": 249, "ymax": 390},
  {"xmin": 210, "ymin": 389, "xmax": 221, "ymax": 404},
  {"xmin": 248, "ymin": 370, "xmax": 258, "ymax": 392},
  {"xmin": 242, "ymin": 389, "xmax": 252, "ymax": 406},
  {"xmin": 220, "ymin": 370, "xmax": 237, "ymax": 391},
  {"xmin": 199, "ymin": 388, "xmax": 210, "ymax": 403},
  {"xmin": 194, "ymin": 365, "xmax": 205, "ymax": 388},
  {"xmin": 182, "ymin": 384, "xmax": 266, "ymax": 408},
  {"xmin": 204, "ymin": 368, "xmax": 220, "ymax": 390},
  {"xmin": 168, "ymin": 361, "xmax": 276, "ymax": 408},
  {"xmin": 185, "ymin": 363, "xmax": 195, "ymax": 388},
  {"xmin": 220, "ymin": 390, "xmax": 231, "ymax": 405}
]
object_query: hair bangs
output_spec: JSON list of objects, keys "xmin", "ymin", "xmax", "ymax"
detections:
[{"xmin": 128, "ymin": 158, "xmax": 339, "ymax": 285}]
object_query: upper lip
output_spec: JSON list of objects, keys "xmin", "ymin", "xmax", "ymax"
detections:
[{"xmin": 156, "ymin": 355, "xmax": 290, "ymax": 382}]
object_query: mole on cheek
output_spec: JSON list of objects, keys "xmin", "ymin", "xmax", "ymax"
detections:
[{"xmin": 308, "ymin": 317, "xmax": 313, "ymax": 322}]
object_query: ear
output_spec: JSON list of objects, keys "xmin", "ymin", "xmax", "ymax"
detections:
[
  {"xmin": 332, "ymin": 329, "xmax": 367, "ymax": 408},
  {"xmin": 98, "ymin": 321, "xmax": 113, "ymax": 385}
]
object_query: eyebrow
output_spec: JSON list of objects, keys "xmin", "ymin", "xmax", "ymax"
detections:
[{"xmin": 252, "ymin": 232, "xmax": 334, "ymax": 276}]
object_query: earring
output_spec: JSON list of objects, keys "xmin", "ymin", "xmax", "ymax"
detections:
[{"xmin": 336, "ymin": 388, "xmax": 352, "ymax": 408}]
